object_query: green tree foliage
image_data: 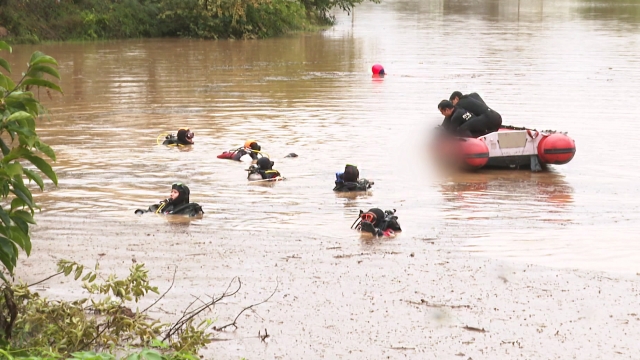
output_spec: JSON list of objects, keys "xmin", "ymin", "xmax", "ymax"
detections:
[
  {"xmin": 301, "ymin": 0, "xmax": 381, "ymax": 24},
  {"xmin": 0, "ymin": 261, "xmax": 208, "ymax": 359},
  {"xmin": 157, "ymin": 0, "xmax": 309, "ymax": 39},
  {"xmin": 0, "ymin": 42, "xmax": 60, "ymax": 281},
  {"xmin": 0, "ymin": 0, "xmax": 380, "ymax": 42}
]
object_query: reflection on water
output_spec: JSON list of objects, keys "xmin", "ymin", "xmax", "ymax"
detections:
[
  {"xmin": 437, "ymin": 169, "xmax": 574, "ymax": 238},
  {"xmin": 5, "ymin": 0, "xmax": 640, "ymax": 274},
  {"xmin": 578, "ymin": 0, "xmax": 640, "ymax": 23}
]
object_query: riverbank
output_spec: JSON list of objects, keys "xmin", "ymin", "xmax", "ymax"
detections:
[
  {"xmin": 16, "ymin": 216, "xmax": 640, "ymax": 359},
  {"xmin": 0, "ymin": 0, "xmax": 341, "ymax": 44}
]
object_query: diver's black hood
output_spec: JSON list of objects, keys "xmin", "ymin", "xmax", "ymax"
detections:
[
  {"xmin": 177, "ymin": 129, "xmax": 194, "ymax": 144},
  {"xmin": 343, "ymin": 164, "xmax": 359, "ymax": 182},
  {"xmin": 257, "ymin": 157, "xmax": 274, "ymax": 170},
  {"xmin": 171, "ymin": 183, "xmax": 190, "ymax": 205},
  {"xmin": 367, "ymin": 208, "xmax": 385, "ymax": 227}
]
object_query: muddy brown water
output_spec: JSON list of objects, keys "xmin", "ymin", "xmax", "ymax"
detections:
[{"xmin": 5, "ymin": 0, "xmax": 640, "ymax": 358}]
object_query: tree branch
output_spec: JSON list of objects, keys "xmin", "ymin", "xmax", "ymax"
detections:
[
  {"xmin": 214, "ymin": 277, "xmax": 279, "ymax": 332},
  {"xmin": 141, "ymin": 265, "xmax": 177, "ymax": 314},
  {"xmin": 162, "ymin": 276, "xmax": 242, "ymax": 342},
  {"xmin": 27, "ymin": 271, "xmax": 64, "ymax": 288}
]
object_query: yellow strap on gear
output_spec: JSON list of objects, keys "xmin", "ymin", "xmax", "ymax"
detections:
[
  {"xmin": 157, "ymin": 133, "xmax": 169, "ymax": 145},
  {"xmin": 155, "ymin": 202, "xmax": 166, "ymax": 214}
]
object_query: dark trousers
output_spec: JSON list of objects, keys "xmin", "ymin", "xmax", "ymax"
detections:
[{"xmin": 457, "ymin": 110, "xmax": 502, "ymax": 137}]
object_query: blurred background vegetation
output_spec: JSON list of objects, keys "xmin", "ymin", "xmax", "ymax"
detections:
[{"xmin": 0, "ymin": 0, "xmax": 379, "ymax": 43}]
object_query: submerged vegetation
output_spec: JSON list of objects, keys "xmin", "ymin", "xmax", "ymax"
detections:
[{"xmin": 0, "ymin": 0, "xmax": 380, "ymax": 43}]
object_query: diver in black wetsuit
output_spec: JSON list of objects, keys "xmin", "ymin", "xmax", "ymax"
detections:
[
  {"xmin": 333, "ymin": 164, "xmax": 374, "ymax": 192},
  {"xmin": 217, "ymin": 140, "xmax": 262, "ymax": 162},
  {"xmin": 449, "ymin": 91, "xmax": 486, "ymax": 105},
  {"xmin": 246, "ymin": 157, "xmax": 282, "ymax": 180},
  {"xmin": 134, "ymin": 183, "xmax": 203, "ymax": 216},
  {"xmin": 232, "ymin": 140, "xmax": 261, "ymax": 161},
  {"xmin": 449, "ymin": 91, "xmax": 502, "ymax": 137},
  {"xmin": 163, "ymin": 129, "xmax": 194, "ymax": 146},
  {"xmin": 438, "ymin": 100, "xmax": 477, "ymax": 136},
  {"xmin": 353, "ymin": 208, "xmax": 402, "ymax": 237}
]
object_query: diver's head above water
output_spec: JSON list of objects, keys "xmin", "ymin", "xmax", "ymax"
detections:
[
  {"xmin": 170, "ymin": 182, "xmax": 190, "ymax": 205},
  {"xmin": 257, "ymin": 156, "xmax": 274, "ymax": 170},
  {"xmin": 177, "ymin": 129, "xmax": 194, "ymax": 144}
]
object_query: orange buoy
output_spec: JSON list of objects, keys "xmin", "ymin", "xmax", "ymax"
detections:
[
  {"xmin": 537, "ymin": 134, "xmax": 576, "ymax": 164},
  {"xmin": 460, "ymin": 138, "xmax": 489, "ymax": 169}
]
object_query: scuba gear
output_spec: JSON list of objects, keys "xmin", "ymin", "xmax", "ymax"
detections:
[
  {"xmin": 217, "ymin": 141, "xmax": 268, "ymax": 162},
  {"xmin": 134, "ymin": 183, "xmax": 203, "ymax": 217},
  {"xmin": 161, "ymin": 129, "xmax": 194, "ymax": 146},
  {"xmin": 333, "ymin": 178, "xmax": 373, "ymax": 192},
  {"xmin": 343, "ymin": 164, "xmax": 359, "ymax": 182},
  {"xmin": 136, "ymin": 202, "xmax": 204, "ymax": 217},
  {"xmin": 333, "ymin": 164, "xmax": 374, "ymax": 192},
  {"xmin": 246, "ymin": 157, "xmax": 282, "ymax": 180},
  {"xmin": 351, "ymin": 208, "xmax": 401, "ymax": 237}
]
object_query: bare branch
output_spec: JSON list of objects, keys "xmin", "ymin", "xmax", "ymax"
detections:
[
  {"xmin": 162, "ymin": 277, "xmax": 242, "ymax": 342},
  {"xmin": 141, "ymin": 265, "xmax": 177, "ymax": 314},
  {"xmin": 214, "ymin": 277, "xmax": 279, "ymax": 332},
  {"xmin": 27, "ymin": 271, "xmax": 64, "ymax": 288}
]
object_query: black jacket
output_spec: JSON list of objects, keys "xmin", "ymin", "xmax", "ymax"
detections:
[
  {"xmin": 450, "ymin": 108, "xmax": 476, "ymax": 131},
  {"xmin": 456, "ymin": 96, "xmax": 491, "ymax": 117},
  {"xmin": 135, "ymin": 201, "xmax": 204, "ymax": 217}
]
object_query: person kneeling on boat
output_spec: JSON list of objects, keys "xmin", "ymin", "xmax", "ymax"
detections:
[
  {"xmin": 217, "ymin": 140, "xmax": 262, "ymax": 162},
  {"xmin": 134, "ymin": 183, "xmax": 203, "ymax": 217},
  {"xmin": 448, "ymin": 91, "xmax": 502, "ymax": 137},
  {"xmin": 438, "ymin": 100, "xmax": 477, "ymax": 136},
  {"xmin": 162, "ymin": 129, "xmax": 194, "ymax": 146},
  {"xmin": 333, "ymin": 164, "xmax": 373, "ymax": 192},
  {"xmin": 246, "ymin": 157, "xmax": 282, "ymax": 180},
  {"xmin": 353, "ymin": 208, "xmax": 402, "ymax": 237},
  {"xmin": 449, "ymin": 91, "xmax": 486, "ymax": 105}
]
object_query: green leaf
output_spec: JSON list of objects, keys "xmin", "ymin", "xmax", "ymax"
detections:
[
  {"xmin": 4, "ymin": 162, "xmax": 23, "ymax": 178},
  {"xmin": 6, "ymin": 110, "xmax": 35, "ymax": 124},
  {"xmin": 23, "ymin": 168, "xmax": 45, "ymax": 190},
  {"xmin": 0, "ymin": 58, "xmax": 10, "ymax": 74},
  {"xmin": 0, "ymin": 139, "xmax": 9, "ymax": 157},
  {"xmin": 23, "ymin": 154, "xmax": 58, "ymax": 185},
  {"xmin": 9, "ymin": 181, "xmax": 34, "ymax": 209},
  {"xmin": 0, "ymin": 74, "xmax": 15, "ymax": 92},
  {"xmin": 20, "ymin": 78, "xmax": 63, "ymax": 94},
  {"xmin": 9, "ymin": 225, "xmax": 30, "ymax": 255},
  {"xmin": 10, "ymin": 197, "xmax": 27, "ymax": 211},
  {"xmin": 0, "ymin": 235, "xmax": 17, "ymax": 272},
  {"xmin": 29, "ymin": 52, "xmax": 58, "ymax": 67},
  {"xmin": 2, "ymin": 146, "xmax": 30, "ymax": 164},
  {"xmin": 11, "ymin": 217, "xmax": 28, "ymax": 237},
  {"xmin": 125, "ymin": 354, "xmax": 140, "ymax": 360},
  {"xmin": 27, "ymin": 64, "xmax": 60, "ymax": 79},
  {"xmin": 74, "ymin": 265, "xmax": 83, "ymax": 280},
  {"xmin": 139, "ymin": 350, "xmax": 163, "ymax": 360},
  {"xmin": 0, "ymin": 41, "xmax": 11, "ymax": 52},
  {"xmin": 12, "ymin": 210, "xmax": 36, "ymax": 225},
  {"xmin": 35, "ymin": 141, "xmax": 56, "ymax": 161},
  {"xmin": 0, "ymin": 272, "xmax": 9, "ymax": 285},
  {"xmin": 0, "ymin": 207, "xmax": 11, "ymax": 228},
  {"xmin": 0, "ymin": 74, "xmax": 9, "ymax": 91}
]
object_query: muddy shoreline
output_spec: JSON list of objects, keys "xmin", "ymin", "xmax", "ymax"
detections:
[{"xmin": 17, "ymin": 216, "xmax": 640, "ymax": 359}]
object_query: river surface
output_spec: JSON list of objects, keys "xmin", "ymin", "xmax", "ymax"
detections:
[{"xmin": 5, "ymin": 1, "xmax": 640, "ymax": 272}]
